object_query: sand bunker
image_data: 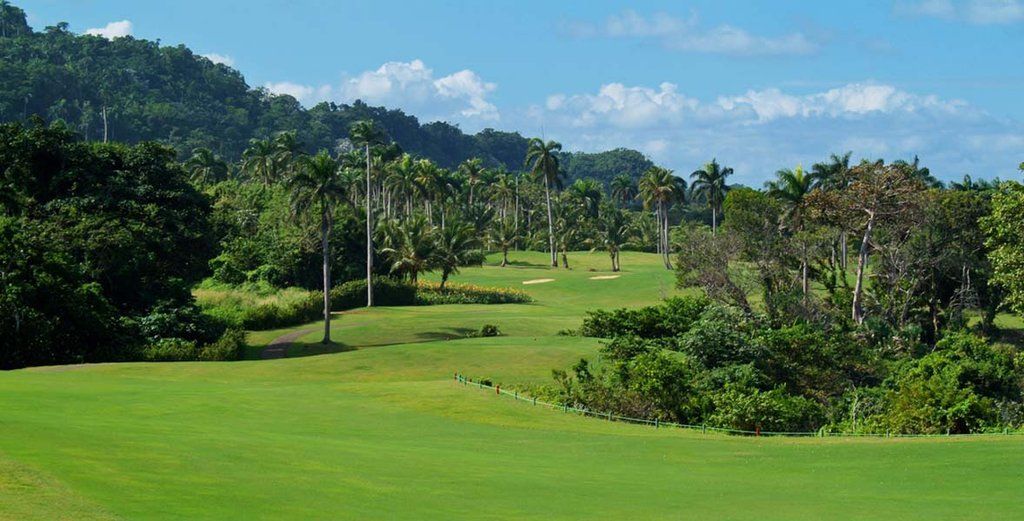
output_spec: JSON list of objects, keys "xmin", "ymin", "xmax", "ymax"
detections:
[
  {"xmin": 589, "ymin": 275, "xmax": 621, "ymax": 280},
  {"xmin": 522, "ymin": 278, "xmax": 555, "ymax": 285}
]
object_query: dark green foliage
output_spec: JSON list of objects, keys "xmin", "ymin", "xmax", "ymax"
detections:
[
  {"xmin": 141, "ymin": 338, "xmax": 199, "ymax": 362},
  {"xmin": 579, "ymin": 296, "xmax": 710, "ymax": 338},
  {"xmin": 1, "ymin": 121, "xmax": 218, "ymax": 368},
  {"xmin": 198, "ymin": 329, "xmax": 247, "ymax": 361},
  {"xmin": 552, "ymin": 299, "xmax": 1023, "ymax": 434},
  {"xmin": 559, "ymin": 148, "xmax": 654, "ymax": 187},
  {"xmin": 415, "ymin": 282, "xmax": 532, "ymax": 305},
  {"xmin": 330, "ymin": 278, "xmax": 418, "ymax": 311}
]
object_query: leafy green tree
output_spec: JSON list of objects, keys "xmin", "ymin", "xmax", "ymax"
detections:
[
  {"xmin": 241, "ymin": 138, "xmax": 280, "ymax": 187},
  {"xmin": 592, "ymin": 204, "xmax": 631, "ymax": 271},
  {"xmin": 287, "ymin": 150, "xmax": 345, "ymax": 343},
  {"xmin": 525, "ymin": 138, "xmax": 563, "ymax": 267},
  {"xmin": 767, "ymin": 165, "xmax": 815, "ymax": 297},
  {"xmin": 983, "ymin": 181, "xmax": 1024, "ymax": 315},
  {"xmin": 610, "ymin": 173, "xmax": 636, "ymax": 207}
]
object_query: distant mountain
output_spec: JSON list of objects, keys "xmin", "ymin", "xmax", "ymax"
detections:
[{"xmin": 0, "ymin": 2, "xmax": 654, "ymax": 178}]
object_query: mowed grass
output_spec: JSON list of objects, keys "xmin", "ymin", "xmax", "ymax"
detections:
[{"xmin": 1, "ymin": 251, "xmax": 1023, "ymax": 520}]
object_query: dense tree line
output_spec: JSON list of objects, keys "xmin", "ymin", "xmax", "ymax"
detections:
[
  {"xmin": 548, "ymin": 157, "xmax": 1024, "ymax": 434},
  {"xmin": 0, "ymin": 3, "xmax": 651, "ymax": 179}
]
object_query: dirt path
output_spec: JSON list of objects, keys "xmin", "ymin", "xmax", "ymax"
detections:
[{"xmin": 260, "ymin": 328, "xmax": 317, "ymax": 359}]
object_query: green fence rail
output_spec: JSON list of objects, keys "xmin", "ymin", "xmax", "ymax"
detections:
[{"xmin": 453, "ymin": 372, "xmax": 1024, "ymax": 439}]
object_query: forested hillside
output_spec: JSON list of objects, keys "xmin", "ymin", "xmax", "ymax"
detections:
[{"xmin": 0, "ymin": 5, "xmax": 650, "ymax": 179}]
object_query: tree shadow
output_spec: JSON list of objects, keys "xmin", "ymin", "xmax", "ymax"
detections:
[
  {"xmin": 286, "ymin": 340, "xmax": 356, "ymax": 358},
  {"xmin": 413, "ymin": 327, "xmax": 477, "ymax": 342}
]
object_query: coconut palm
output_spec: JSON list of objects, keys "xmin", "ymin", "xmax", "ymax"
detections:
[
  {"xmin": 767, "ymin": 165, "xmax": 815, "ymax": 298},
  {"xmin": 639, "ymin": 166, "xmax": 684, "ymax": 269},
  {"xmin": 489, "ymin": 218, "xmax": 518, "ymax": 267},
  {"xmin": 525, "ymin": 138, "xmax": 564, "ymax": 267},
  {"xmin": 459, "ymin": 158, "xmax": 486, "ymax": 206},
  {"xmin": 349, "ymin": 120, "xmax": 385, "ymax": 307},
  {"xmin": 489, "ymin": 170, "xmax": 516, "ymax": 220},
  {"xmin": 434, "ymin": 221, "xmax": 480, "ymax": 289},
  {"xmin": 287, "ymin": 150, "xmax": 345, "ymax": 344},
  {"xmin": 812, "ymin": 152, "xmax": 853, "ymax": 269},
  {"xmin": 566, "ymin": 178, "xmax": 603, "ymax": 218},
  {"xmin": 240, "ymin": 138, "xmax": 279, "ymax": 187},
  {"xmin": 689, "ymin": 159, "xmax": 732, "ymax": 235},
  {"xmin": 379, "ymin": 215, "xmax": 436, "ymax": 284},
  {"xmin": 385, "ymin": 154, "xmax": 421, "ymax": 217},
  {"xmin": 610, "ymin": 174, "xmax": 636, "ymax": 207},
  {"xmin": 184, "ymin": 147, "xmax": 228, "ymax": 185},
  {"xmin": 592, "ymin": 204, "xmax": 632, "ymax": 272}
]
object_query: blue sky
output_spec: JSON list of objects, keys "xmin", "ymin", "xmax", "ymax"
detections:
[{"xmin": 20, "ymin": 0, "xmax": 1024, "ymax": 184}]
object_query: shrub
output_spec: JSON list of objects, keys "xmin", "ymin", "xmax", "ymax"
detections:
[
  {"xmin": 241, "ymin": 293, "xmax": 322, "ymax": 330},
  {"xmin": 415, "ymin": 281, "xmax": 532, "ymax": 305},
  {"xmin": 708, "ymin": 385, "xmax": 823, "ymax": 433},
  {"xmin": 478, "ymin": 324, "xmax": 501, "ymax": 337},
  {"xmin": 141, "ymin": 338, "xmax": 198, "ymax": 362},
  {"xmin": 579, "ymin": 296, "xmax": 709, "ymax": 338},
  {"xmin": 330, "ymin": 278, "xmax": 417, "ymax": 311},
  {"xmin": 198, "ymin": 329, "xmax": 247, "ymax": 361}
]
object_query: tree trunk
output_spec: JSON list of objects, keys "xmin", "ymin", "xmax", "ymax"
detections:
[
  {"xmin": 101, "ymin": 105, "xmax": 109, "ymax": 143},
  {"xmin": 514, "ymin": 177, "xmax": 520, "ymax": 251},
  {"xmin": 440, "ymin": 271, "xmax": 449, "ymax": 290},
  {"xmin": 321, "ymin": 207, "xmax": 332, "ymax": 344},
  {"xmin": 501, "ymin": 248, "xmax": 508, "ymax": 267},
  {"xmin": 562, "ymin": 252, "xmax": 569, "ymax": 269},
  {"xmin": 852, "ymin": 214, "xmax": 875, "ymax": 324},
  {"xmin": 544, "ymin": 180, "xmax": 556, "ymax": 267},
  {"xmin": 711, "ymin": 206, "xmax": 717, "ymax": 236},
  {"xmin": 365, "ymin": 144, "xmax": 374, "ymax": 307}
]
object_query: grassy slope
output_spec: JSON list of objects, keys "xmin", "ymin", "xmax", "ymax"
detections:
[{"xmin": 1, "ymin": 251, "xmax": 1023, "ymax": 520}]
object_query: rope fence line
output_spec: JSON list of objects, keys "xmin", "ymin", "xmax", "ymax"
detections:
[{"xmin": 453, "ymin": 372, "xmax": 1024, "ymax": 439}]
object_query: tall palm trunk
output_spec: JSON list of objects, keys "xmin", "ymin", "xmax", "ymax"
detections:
[
  {"xmin": 365, "ymin": 144, "xmax": 374, "ymax": 307},
  {"xmin": 544, "ymin": 180, "xmax": 556, "ymax": 267},
  {"xmin": 321, "ymin": 206, "xmax": 332, "ymax": 344},
  {"xmin": 852, "ymin": 213, "xmax": 875, "ymax": 324}
]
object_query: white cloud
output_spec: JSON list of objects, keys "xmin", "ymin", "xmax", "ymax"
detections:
[
  {"xmin": 523, "ymin": 80, "xmax": 1015, "ymax": 183},
  {"xmin": 85, "ymin": 20, "xmax": 133, "ymax": 39},
  {"xmin": 265, "ymin": 59, "xmax": 500, "ymax": 124},
  {"xmin": 569, "ymin": 11, "xmax": 818, "ymax": 56},
  {"xmin": 263, "ymin": 81, "xmax": 332, "ymax": 104},
  {"xmin": 202, "ymin": 53, "xmax": 235, "ymax": 67},
  {"xmin": 895, "ymin": 0, "xmax": 1024, "ymax": 24}
]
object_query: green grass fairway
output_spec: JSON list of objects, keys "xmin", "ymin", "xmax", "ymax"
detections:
[{"xmin": 2, "ymin": 252, "xmax": 1023, "ymax": 519}]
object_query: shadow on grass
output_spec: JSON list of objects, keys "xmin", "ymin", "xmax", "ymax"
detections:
[
  {"xmin": 286, "ymin": 341, "xmax": 356, "ymax": 358},
  {"xmin": 487, "ymin": 259, "xmax": 551, "ymax": 269},
  {"xmin": 414, "ymin": 327, "xmax": 477, "ymax": 342}
]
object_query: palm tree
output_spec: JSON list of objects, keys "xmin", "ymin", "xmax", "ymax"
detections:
[
  {"xmin": 812, "ymin": 152, "xmax": 853, "ymax": 269},
  {"xmin": 287, "ymin": 150, "xmax": 345, "ymax": 344},
  {"xmin": 349, "ymin": 120, "xmax": 385, "ymax": 307},
  {"xmin": 434, "ymin": 221, "xmax": 479, "ymax": 288},
  {"xmin": 566, "ymin": 178, "xmax": 603, "ymax": 218},
  {"xmin": 525, "ymin": 138, "xmax": 564, "ymax": 267},
  {"xmin": 385, "ymin": 154, "xmax": 421, "ymax": 216},
  {"xmin": 489, "ymin": 218, "xmax": 518, "ymax": 267},
  {"xmin": 240, "ymin": 138, "xmax": 279, "ymax": 187},
  {"xmin": 689, "ymin": 159, "xmax": 733, "ymax": 235},
  {"xmin": 413, "ymin": 159, "xmax": 442, "ymax": 222},
  {"xmin": 767, "ymin": 165, "xmax": 815, "ymax": 298},
  {"xmin": 593, "ymin": 204, "xmax": 631, "ymax": 271},
  {"xmin": 639, "ymin": 166, "xmax": 684, "ymax": 269},
  {"xmin": 459, "ymin": 158, "xmax": 485, "ymax": 206},
  {"xmin": 489, "ymin": 170, "xmax": 516, "ymax": 220},
  {"xmin": 610, "ymin": 174, "xmax": 636, "ymax": 207},
  {"xmin": 379, "ymin": 215, "xmax": 436, "ymax": 284},
  {"xmin": 273, "ymin": 131, "xmax": 305, "ymax": 172},
  {"xmin": 184, "ymin": 147, "xmax": 228, "ymax": 185}
]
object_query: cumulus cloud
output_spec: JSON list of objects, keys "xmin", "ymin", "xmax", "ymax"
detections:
[
  {"xmin": 263, "ymin": 81, "xmax": 332, "ymax": 104},
  {"xmin": 567, "ymin": 11, "xmax": 818, "ymax": 56},
  {"xmin": 85, "ymin": 20, "xmax": 133, "ymax": 39},
  {"xmin": 264, "ymin": 59, "xmax": 499, "ymax": 123},
  {"xmin": 202, "ymin": 53, "xmax": 235, "ymax": 67},
  {"xmin": 895, "ymin": 0, "xmax": 1024, "ymax": 24},
  {"xmin": 525, "ymin": 80, "xmax": 1017, "ymax": 184}
]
